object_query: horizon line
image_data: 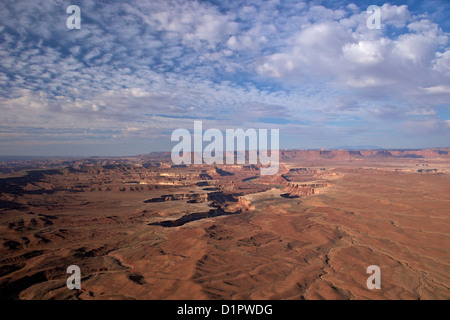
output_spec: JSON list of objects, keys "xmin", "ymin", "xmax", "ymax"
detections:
[{"xmin": 1, "ymin": 147, "xmax": 450, "ymax": 160}]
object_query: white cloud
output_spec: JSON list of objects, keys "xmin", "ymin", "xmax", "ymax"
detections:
[
  {"xmin": 380, "ymin": 4, "xmax": 411, "ymax": 28},
  {"xmin": 255, "ymin": 3, "xmax": 449, "ymax": 97},
  {"xmin": 422, "ymin": 85, "xmax": 450, "ymax": 94},
  {"xmin": 434, "ymin": 50, "xmax": 450, "ymax": 75},
  {"xmin": 343, "ymin": 39, "xmax": 388, "ymax": 65}
]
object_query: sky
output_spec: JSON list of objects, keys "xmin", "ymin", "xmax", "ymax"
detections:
[{"xmin": 0, "ymin": 0, "xmax": 449, "ymax": 156}]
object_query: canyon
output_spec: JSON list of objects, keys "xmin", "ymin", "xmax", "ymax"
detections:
[{"xmin": 0, "ymin": 148, "xmax": 449, "ymax": 299}]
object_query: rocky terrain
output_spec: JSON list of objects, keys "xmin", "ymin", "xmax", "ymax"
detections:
[{"xmin": 0, "ymin": 148, "xmax": 449, "ymax": 299}]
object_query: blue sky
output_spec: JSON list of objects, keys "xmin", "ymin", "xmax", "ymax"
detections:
[{"xmin": 0, "ymin": 0, "xmax": 449, "ymax": 156}]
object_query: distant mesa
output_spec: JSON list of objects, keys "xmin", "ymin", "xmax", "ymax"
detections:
[{"xmin": 374, "ymin": 150, "xmax": 393, "ymax": 157}]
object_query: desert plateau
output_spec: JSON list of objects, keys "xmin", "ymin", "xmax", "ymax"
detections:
[{"xmin": 0, "ymin": 149, "xmax": 449, "ymax": 300}]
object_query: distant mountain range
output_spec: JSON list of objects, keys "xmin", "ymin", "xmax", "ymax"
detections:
[{"xmin": 334, "ymin": 145, "xmax": 383, "ymax": 150}]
